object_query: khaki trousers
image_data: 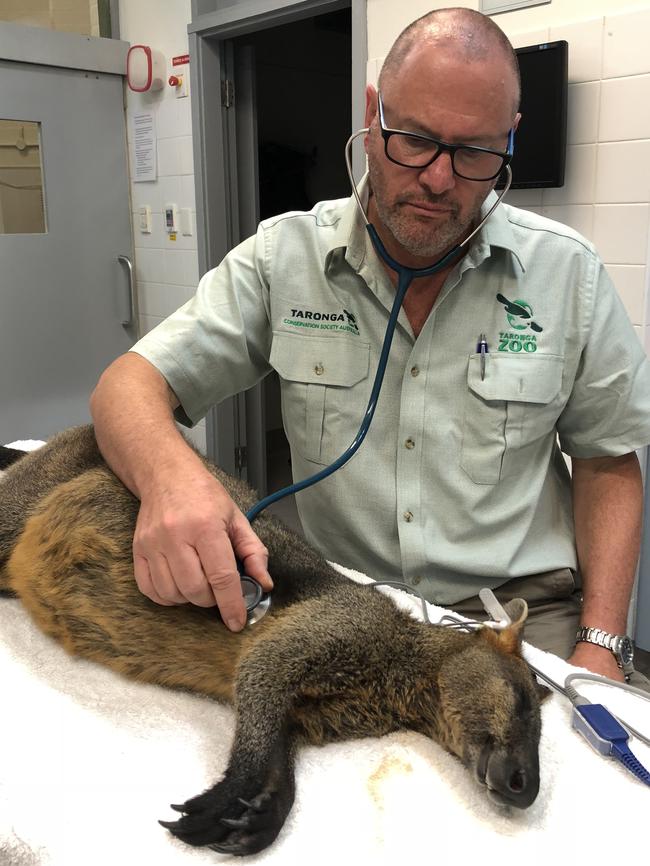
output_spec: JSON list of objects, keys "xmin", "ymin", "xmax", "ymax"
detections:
[{"xmin": 452, "ymin": 568, "xmax": 649, "ymax": 691}]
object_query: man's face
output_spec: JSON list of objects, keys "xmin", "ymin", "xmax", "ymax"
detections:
[{"xmin": 365, "ymin": 44, "xmax": 520, "ymax": 263}]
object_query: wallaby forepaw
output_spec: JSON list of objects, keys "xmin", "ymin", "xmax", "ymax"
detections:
[{"xmin": 159, "ymin": 782, "xmax": 292, "ymax": 856}]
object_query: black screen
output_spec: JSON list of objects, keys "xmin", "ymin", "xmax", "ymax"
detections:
[{"xmin": 507, "ymin": 40, "xmax": 568, "ymax": 189}]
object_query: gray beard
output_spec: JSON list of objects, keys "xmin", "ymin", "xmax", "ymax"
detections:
[{"xmin": 374, "ymin": 195, "xmax": 477, "ymax": 259}]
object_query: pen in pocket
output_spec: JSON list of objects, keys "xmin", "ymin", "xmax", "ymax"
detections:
[{"xmin": 477, "ymin": 333, "xmax": 489, "ymax": 381}]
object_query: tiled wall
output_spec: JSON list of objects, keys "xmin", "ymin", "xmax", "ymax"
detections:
[
  {"xmin": 504, "ymin": 9, "xmax": 650, "ymax": 353},
  {"xmin": 368, "ymin": 6, "xmax": 650, "ymax": 355},
  {"xmin": 118, "ymin": 0, "xmax": 206, "ymax": 451}
]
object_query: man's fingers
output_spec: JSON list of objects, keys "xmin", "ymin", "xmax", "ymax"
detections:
[
  {"xmin": 228, "ymin": 518, "xmax": 272, "ymax": 590},
  {"xmin": 133, "ymin": 553, "xmax": 178, "ymax": 606},
  {"xmin": 195, "ymin": 533, "xmax": 247, "ymax": 631},
  {"xmin": 164, "ymin": 544, "xmax": 218, "ymax": 608}
]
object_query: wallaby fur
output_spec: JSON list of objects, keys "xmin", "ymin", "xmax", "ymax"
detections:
[{"xmin": 0, "ymin": 426, "xmax": 547, "ymax": 856}]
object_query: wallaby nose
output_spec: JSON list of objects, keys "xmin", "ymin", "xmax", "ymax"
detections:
[
  {"xmin": 485, "ymin": 757, "xmax": 539, "ymax": 809},
  {"xmin": 508, "ymin": 768, "xmax": 527, "ymax": 794}
]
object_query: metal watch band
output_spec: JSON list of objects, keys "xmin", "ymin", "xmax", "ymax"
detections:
[{"xmin": 575, "ymin": 626, "xmax": 615, "ymax": 652}]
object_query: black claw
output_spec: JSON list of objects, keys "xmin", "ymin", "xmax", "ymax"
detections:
[
  {"xmin": 209, "ymin": 841, "xmax": 244, "ymax": 855},
  {"xmin": 220, "ymin": 816, "xmax": 248, "ymax": 830},
  {"xmin": 237, "ymin": 796, "xmax": 259, "ymax": 812},
  {"xmin": 159, "ymin": 819, "xmax": 180, "ymax": 831},
  {"xmin": 170, "ymin": 803, "xmax": 187, "ymax": 813}
]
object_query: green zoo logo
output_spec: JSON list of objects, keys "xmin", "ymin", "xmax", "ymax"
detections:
[{"xmin": 498, "ymin": 332, "xmax": 537, "ymax": 353}]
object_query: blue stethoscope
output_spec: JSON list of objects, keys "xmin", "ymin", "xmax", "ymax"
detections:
[{"xmin": 238, "ymin": 127, "xmax": 513, "ymax": 622}]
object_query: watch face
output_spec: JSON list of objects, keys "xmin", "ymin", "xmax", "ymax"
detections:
[{"xmin": 618, "ymin": 637, "xmax": 634, "ymax": 665}]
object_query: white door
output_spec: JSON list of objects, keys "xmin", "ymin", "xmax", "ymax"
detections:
[{"xmin": 0, "ymin": 39, "xmax": 135, "ymax": 441}]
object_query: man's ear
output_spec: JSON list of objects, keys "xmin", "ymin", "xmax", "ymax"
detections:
[
  {"xmin": 365, "ymin": 84, "xmax": 378, "ymax": 128},
  {"xmin": 512, "ymin": 111, "xmax": 522, "ymax": 133}
]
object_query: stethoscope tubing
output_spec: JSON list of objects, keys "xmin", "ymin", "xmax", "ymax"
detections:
[{"xmin": 245, "ymin": 130, "xmax": 511, "ymax": 524}]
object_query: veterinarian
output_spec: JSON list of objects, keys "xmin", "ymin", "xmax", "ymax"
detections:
[{"xmin": 91, "ymin": 8, "xmax": 650, "ymax": 686}]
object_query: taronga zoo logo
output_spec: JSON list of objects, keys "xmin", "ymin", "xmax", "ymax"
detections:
[
  {"xmin": 496, "ymin": 293, "xmax": 543, "ymax": 332},
  {"xmin": 496, "ymin": 293, "xmax": 543, "ymax": 354},
  {"xmin": 283, "ymin": 307, "xmax": 360, "ymax": 335}
]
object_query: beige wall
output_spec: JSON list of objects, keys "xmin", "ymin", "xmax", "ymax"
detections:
[{"xmin": 0, "ymin": 0, "xmax": 98, "ymax": 36}]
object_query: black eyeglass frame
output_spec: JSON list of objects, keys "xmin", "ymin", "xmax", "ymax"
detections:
[{"xmin": 377, "ymin": 91, "xmax": 514, "ymax": 182}]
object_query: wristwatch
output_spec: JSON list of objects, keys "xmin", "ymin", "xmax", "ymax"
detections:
[{"xmin": 575, "ymin": 626, "xmax": 635, "ymax": 680}]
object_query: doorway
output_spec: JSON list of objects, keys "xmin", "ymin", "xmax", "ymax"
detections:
[
  {"xmin": 189, "ymin": 0, "xmax": 365, "ymax": 532},
  {"xmin": 233, "ymin": 10, "xmax": 352, "ymax": 529}
]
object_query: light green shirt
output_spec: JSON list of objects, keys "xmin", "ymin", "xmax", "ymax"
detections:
[{"xmin": 132, "ymin": 186, "xmax": 650, "ymax": 605}]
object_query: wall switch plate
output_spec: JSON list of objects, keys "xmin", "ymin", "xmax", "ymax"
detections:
[
  {"xmin": 180, "ymin": 208, "xmax": 193, "ymax": 236},
  {"xmin": 139, "ymin": 205, "xmax": 152, "ymax": 233}
]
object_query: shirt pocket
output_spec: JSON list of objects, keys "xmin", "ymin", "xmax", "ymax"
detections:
[
  {"xmin": 270, "ymin": 331, "xmax": 371, "ymax": 465},
  {"xmin": 460, "ymin": 353, "xmax": 564, "ymax": 485}
]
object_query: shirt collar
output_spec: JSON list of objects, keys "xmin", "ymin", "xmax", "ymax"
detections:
[{"xmin": 325, "ymin": 178, "xmax": 526, "ymax": 276}]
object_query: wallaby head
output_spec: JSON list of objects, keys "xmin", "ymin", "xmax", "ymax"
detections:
[{"xmin": 435, "ymin": 600, "xmax": 550, "ymax": 809}]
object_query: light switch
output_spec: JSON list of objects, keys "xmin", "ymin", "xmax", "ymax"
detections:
[
  {"xmin": 180, "ymin": 208, "xmax": 193, "ymax": 236},
  {"xmin": 139, "ymin": 205, "xmax": 152, "ymax": 233},
  {"xmin": 164, "ymin": 203, "xmax": 179, "ymax": 233}
]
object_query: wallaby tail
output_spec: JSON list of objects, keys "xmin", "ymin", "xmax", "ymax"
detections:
[{"xmin": 0, "ymin": 446, "xmax": 27, "ymax": 471}]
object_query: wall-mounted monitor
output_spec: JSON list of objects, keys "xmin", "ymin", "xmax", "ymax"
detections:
[{"xmin": 506, "ymin": 40, "xmax": 568, "ymax": 189}]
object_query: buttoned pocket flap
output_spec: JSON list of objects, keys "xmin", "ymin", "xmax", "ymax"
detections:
[
  {"xmin": 271, "ymin": 331, "xmax": 370, "ymax": 386},
  {"xmin": 467, "ymin": 353, "xmax": 564, "ymax": 404}
]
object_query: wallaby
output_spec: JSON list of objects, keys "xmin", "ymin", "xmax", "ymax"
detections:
[{"xmin": 0, "ymin": 425, "xmax": 548, "ymax": 857}]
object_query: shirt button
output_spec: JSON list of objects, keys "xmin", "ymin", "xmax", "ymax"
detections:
[
  {"xmin": 405, "ymin": 437, "xmax": 415, "ymax": 449},
  {"xmin": 314, "ymin": 363, "xmax": 324, "ymax": 375},
  {"xmin": 410, "ymin": 366, "xmax": 420, "ymax": 377},
  {"xmin": 403, "ymin": 510, "xmax": 413, "ymax": 522}
]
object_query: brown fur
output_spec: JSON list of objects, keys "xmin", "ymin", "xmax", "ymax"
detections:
[{"xmin": 0, "ymin": 425, "xmax": 547, "ymax": 856}]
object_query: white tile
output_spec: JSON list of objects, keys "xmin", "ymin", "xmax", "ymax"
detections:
[
  {"xmin": 164, "ymin": 227, "xmax": 198, "ymax": 252},
  {"xmin": 133, "ymin": 211, "xmax": 167, "ymax": 249},
  {"xmin": 504, "ymin": 188, "xmax": 542, "ymax": 208},
  {"xmin": 134, "ymin": 248, "xmax": 167, "ymax": 284},
  {"xmin": 157, "ymin": 137, "xmax": 181, "ymax": 177},
  {"xmin": 603, "ymin": 9, "xmax": 650, "ymax": 78},
  {"xmin": 599, "ymin": 75, "xmax": 650, "ymax": 142},
  {"xmin": 366, "ymin": 57, "xmax": 382, "ymax": 88},
  {"xmin": 138, "ymin": 313, "xmax": 165, "ymax": 335},
  {"xmin": 163, "ymin": 249, "xmax": 200, "ymax": 286},
  {"xmin": 567, "ymin": 82, "xmax": 600, "ymax": 145},
  {"xmin": 159, "ymin": 175, "xmax": 182, "ymax": 210},
  {"xmin": 175, "ymin": 96, "xmax": 193, "ymax": 137},
  {"xmin": 595, "ymin": 141, "xmax": 650, "ymax": 204},
  {"xmin": 550, "ymin": 18, "xmax": 604, "ymax": 83},
  {"xmin": 154, "ymin": 95, "xmax": 178, "ymax": 140},
  {"xmin": 181, "ymin": 174, "xmax": 196, "ymax": 210},
  {"xmin": 541, "ymin": 205, "xmax": 594, "ymax": 242},
  {"xmin": 593, "ymin": 204, "xmax": 650, "ymax": 264},
  {"xmin": 510, "ymin": 28, "xmax": 550, "ymax": 50},
  {"xmin": 138, "ymin": 281, "xmax": 194, "ymax": 318},
  {"xmin": 605, "ymin": 265, "xmax": 647, "ymax": 325},
  {"xmin": 130, "ymin": 179, "xmax": 162, "ymax": 213},
  {"xmin": 179, "ymin": 136, "xmax": 194, "ymax": 175},
  {"xmin": 542, "ymin": 144, "xmax": 596, "ymax": 205}
]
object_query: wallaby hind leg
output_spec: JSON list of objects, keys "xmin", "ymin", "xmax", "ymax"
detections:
[{"xmin": 6, "ymin": 468, "xmax": 247, "ymax": 700}]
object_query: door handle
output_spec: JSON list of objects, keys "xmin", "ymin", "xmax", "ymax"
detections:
[{"xmin": 117, "ymin": 254, "xmax": 136, "ymax": 327}]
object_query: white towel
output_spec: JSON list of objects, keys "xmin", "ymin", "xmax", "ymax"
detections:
[{"xmin": 1, "ymin": 453, "xmax": 649, "ymax": 864}]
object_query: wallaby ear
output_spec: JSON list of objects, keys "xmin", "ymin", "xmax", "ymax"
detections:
[{"xmin": 479, "ymin": 598, "xmax": 528, "ymax": 656}]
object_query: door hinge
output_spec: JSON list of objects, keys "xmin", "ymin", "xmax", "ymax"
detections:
[
  {"xmin": 235, "ymin": 445, "xmax": 247, "ymax": 471},
  {"xmin": 221, "ymin": 79, "xmax": 235, "ymax": 108}
]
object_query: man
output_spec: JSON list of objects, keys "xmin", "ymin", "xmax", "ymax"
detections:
[{"xmin": 91, "ymin": 9, "xmax": 650, "ymax": 684}]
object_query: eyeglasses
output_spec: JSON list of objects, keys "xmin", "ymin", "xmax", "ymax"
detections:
[{"xmin": 377, "ymin": 92, "xmax": 514, "ymax": 182}]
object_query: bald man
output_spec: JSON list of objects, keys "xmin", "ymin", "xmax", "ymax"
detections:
[{"xmin": 92, "ymin": 9, "xmax": 650, "ymax": 686}]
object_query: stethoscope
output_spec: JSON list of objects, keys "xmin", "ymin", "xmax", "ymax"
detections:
[{"xmin": 237, "ymin": 127, "xmax": 513, "ymax": 623}]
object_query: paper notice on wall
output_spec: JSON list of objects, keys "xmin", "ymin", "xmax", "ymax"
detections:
[{"xmin": 130, "ymin": 112, "xmax": 157, "ymax": 182}]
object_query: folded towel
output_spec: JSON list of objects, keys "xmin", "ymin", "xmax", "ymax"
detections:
[{"xmin": 1, "ymin": 452, "xmax": 648, "ymax": 864}]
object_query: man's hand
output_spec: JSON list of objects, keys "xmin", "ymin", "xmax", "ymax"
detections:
[
  {"xmin": 568, "ymin": 641, "xmax": 625, "ymax": 682},
  {"xmin": 132, "ymin": 467, "xmax": 273, "ymax": 632}
]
